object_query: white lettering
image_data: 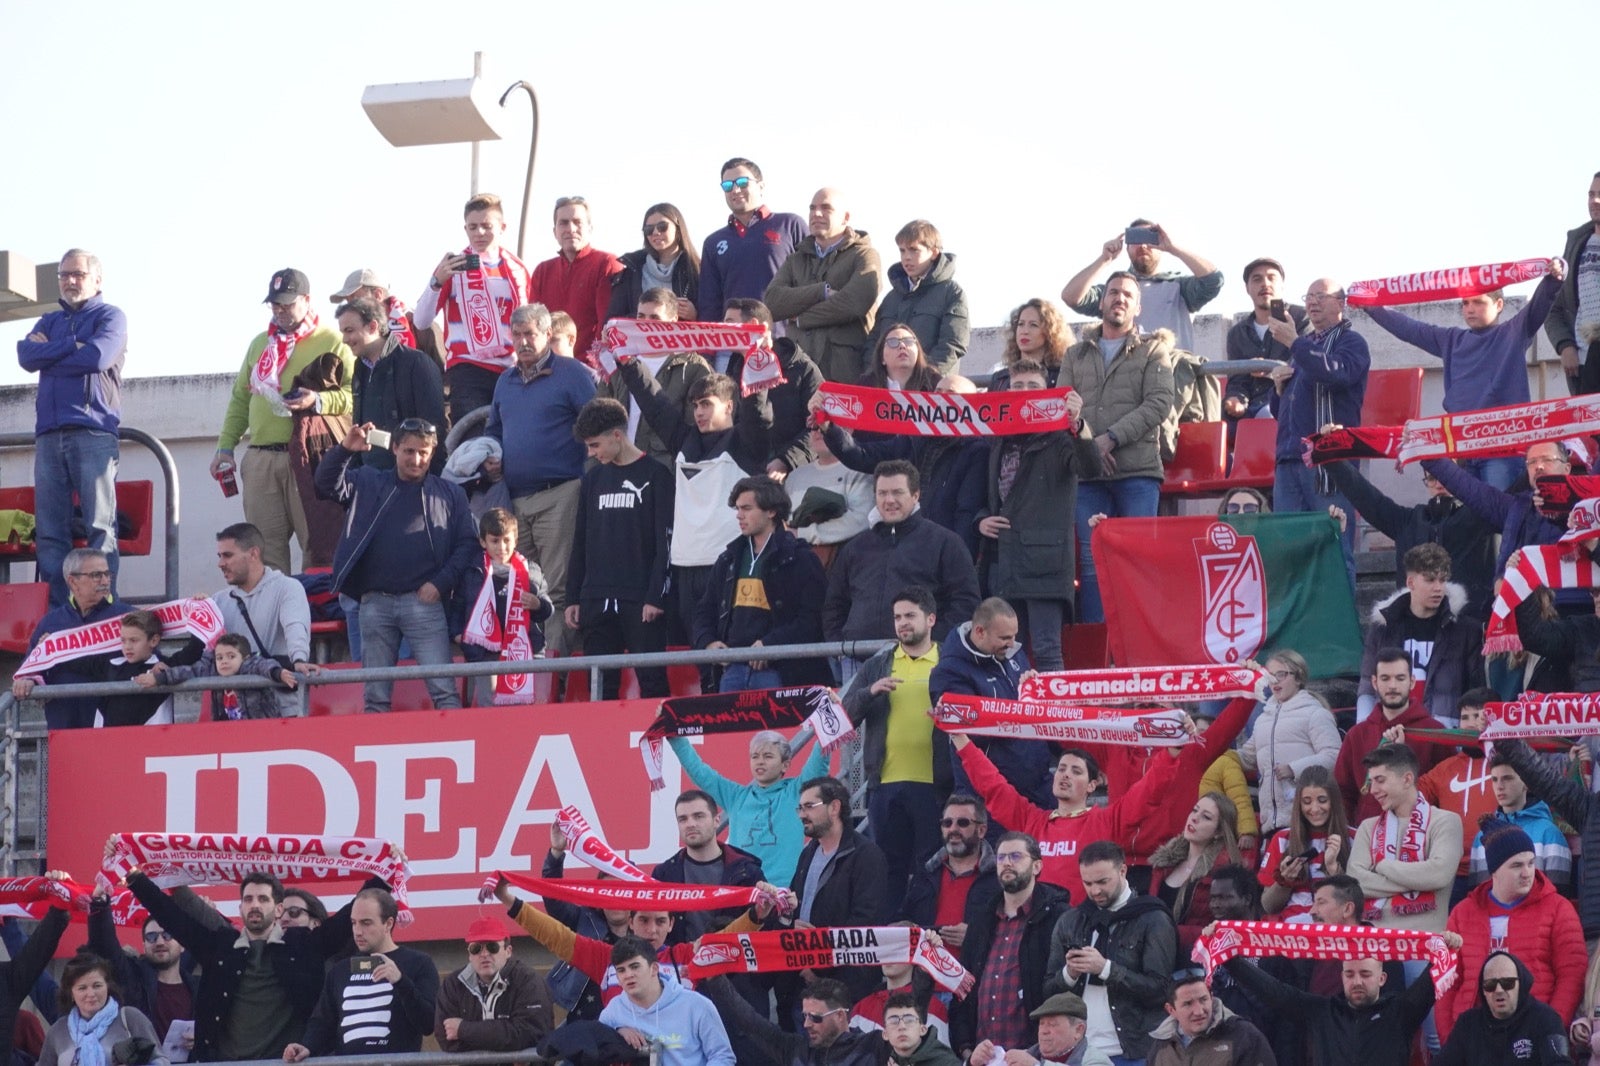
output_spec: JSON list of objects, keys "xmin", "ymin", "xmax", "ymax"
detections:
[
  {"xmin": 482, "ymin": 734, "xmax": 598, "ymax": 870},
  {"xmin": 219, "ymin": 750, "xmax": 359, "ymax": 836},
  {"xmin": 355, "ymin": 742, "xmax": 476, "ymax": 876},
  {"xmin": 148, "ymin": 755, "xmax": 219, "ymax": 833}
]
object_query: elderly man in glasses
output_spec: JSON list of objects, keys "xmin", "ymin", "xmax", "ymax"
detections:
[
  {"xmin": 12, "ymin": 548, "xmax": 132, "ymax": 729},
  {"xmin": 435, "ymin": 916, "xmax": 554, "ymax": 1055},
  {"xmin": 316, "ymin": 419, "xmax": 477, "ymax": 711},
  {"xmin": 699, "ymin": 157, "xmax": 808, "ymax": 334},
  {"xmin": 527, "ymin": 195, "xmax": 623, "ymax": 359},
  {"xmin": 17, "ymin": 248, "xmax": 127, "ymax": 607}
]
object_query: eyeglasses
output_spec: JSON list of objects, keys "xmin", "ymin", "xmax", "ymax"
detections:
[
  {"xmin": 1303, "ymin": 292, "xmax": 1343, "ymax": 303},
  {"xmin": 143, "ymin": 930, "xmax": 175, "ymax": 945},
  {"xmin": 883, "ymin": 1013, "xmax": 923, "ymax": 1028},
  {"xmin": 884, "ymin": 337, "xmax": 919, "ymax": 350},
  {"xmin": 802, "ymin": 1008, "xmax": 846, "ymax": 1025},
  {"xmin": 282, "ymin": 905, "xmax": 311, "ymax": 920},
  {"xmin": 1225, "ymin": 502, "xmax": 1260, "ymax": 514},
  {"xmin": 1482, "ymin": 977, "xmax": 1519, "ymax": 993},
  {"xmin": 642, "ymin": 221, "xmax": 672, "ymax": 236},
  {"xmin": 70, "ymin": 570, "xmax": 112, "ymax": 581},
  {"xmin": 720, "ymin": 177, "xmax": 753, "ymax": 192},
  {"xmin": 467, "ymin": 941, "xmax": 504, "ymax": 956},
  {"xmin": 796, "ymin": 800, "xmax": 827, "ymax": 813},
  {"xmin": 57, "ymin": 271, "xmax": 91, "ymax": 281},
  {"xmin": 995, "ymin": 850, "xmax": 1034, "ymax": 865},
  {"xmin": 397, "ymin": 418, "xmax": 437, "ymax": 435},
  {"xmin": 1270, "ymin": 670, "xmax": 1294, "ymax": 681},
  {"xmin": 1171, "ymin": 965, "xmax": 1209, "ymax": 981},
  {"xmin": 941, "ymin": 817, "xmax": 977, "ymax": 829}
]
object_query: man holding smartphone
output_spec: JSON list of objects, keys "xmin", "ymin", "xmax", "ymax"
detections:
[
  {"xmin": 1223, "ymin": 257, "xmax": 1309, "ymax": 428},
  {"xmin": 1061, "ymin": 219, "xmax": 1223, "ymax": 353}
]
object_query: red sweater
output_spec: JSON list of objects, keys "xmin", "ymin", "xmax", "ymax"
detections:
[
  {"xmin": 529, "ymin": 246, "xmax": 624, "ymax": 358},
  {"xmin": 1438, "ymin": 871, "xmax": 1584, "ymax": 1040},
  {"xmin": 1334, "ymin": 702, "xmax": 1445, "ymax": 825},
  {"xmin": 1418, "ymin": 751, "xmax": 1496, "ymax": 876}
]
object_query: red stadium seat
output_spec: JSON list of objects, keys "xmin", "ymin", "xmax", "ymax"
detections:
[
  {"xmin": 0, "ymin": 583, "xmax": 49, "ymax": 655},
  {"xmin": 1160, "ymin": 422, "xmax": 1228, "ymax": 496},
  {"xmin": 0, "ymin": 481, "xmax": 155, "ymax": 560},
  {"xmin": 1225, "ymin": 418, "xmax": 1278, "ymax": 490},
  {"xmin": 1360, "ymin": 367, "xmax": 1424, "ymax": 428},
  {"xmin": 1062, "ymin": 624, "xmax": 1109, "ymax": 670}
]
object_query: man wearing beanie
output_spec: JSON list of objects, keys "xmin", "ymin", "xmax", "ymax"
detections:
[
  {"xmin": 434, "ymin": 916, "xmax": 555, "ymax": 1054},
  {"xmin": 1438, "ymin": 824, "xmax": 1584, "ymax": 1043}
]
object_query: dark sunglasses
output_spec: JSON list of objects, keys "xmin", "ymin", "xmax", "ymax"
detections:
[
  {"xmin": 282, "ymin": 905, "xmax": 311, "ymax": 920},
  {"xmin": 941, "ymin": 817, "xmax": 977, "ymax": 829},
  {"xmin": 1225, "ymin": 502, "xmax": 1260, "ymax": 514},
  {"xmin": 720, "ymin": 176, "xmax": 753, "ymax": 192},
  {"xmin": 467, "ymin": 941, "xmax": 504, "ymax": 956},
  {"xmin": 802, "ymin": 1008, "xmax": 845, "ymax": 1024},
  {"xmin": 397, "ymin": 418, "xmax": 437, "ymax": 435},
  {"xmin": 642, "ymin": 221, "xmax": 672, "ymax": 236},
  {"xmin": 1482, "ymin": 977, "xmax": 1519, "ymax": 992},
  {"xmin": 143, "ymin": 930, "xmax": 175, "ymax": 945}
]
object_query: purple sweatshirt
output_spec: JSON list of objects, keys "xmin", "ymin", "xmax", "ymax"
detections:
[{"xmin": 1362, "ymin": 275, "xmax": 1560, "ymax": 412}]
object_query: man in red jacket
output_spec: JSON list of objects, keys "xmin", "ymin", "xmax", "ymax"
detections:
[
  {"xmin": 528, "ymin": 196, "xmax": 623, "ymax": 359},
  {"xmin": 1335, "ymin": 649, "xmax": 1445, "ymax": 824},
  {"xmin": 1438, "ymin": 825, "xmax": 1585, "ymax": 1042}
]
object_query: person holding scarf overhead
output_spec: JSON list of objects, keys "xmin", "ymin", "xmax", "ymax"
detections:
[{"xmin": 38, "ymin": 952, "xmax": 167, "ymax": 1066}]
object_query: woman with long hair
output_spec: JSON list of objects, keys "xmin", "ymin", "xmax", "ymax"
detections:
[
  {"xmin": 1237, "ymin": 649, "xmax": 1342, "ymax": 833},
  {"xmin": 1258, "ymin": 765, "xmax": 1350, "ymax": 921},
  {"xmin": 861, "ymin": 323, "xmax": 943, "ymax": 391},
  {"xmin": 991, "ymin": 298, "xmax": 1073, "ymax": 389},
  {"xmin": 606, "ymin": 202, "xmax": 701, "ymax": 320},
  {"xmin": 39, "ymin": 952, "xmax": 167, "ymax": 1066},
  {"xmin": 1149, "ymin": 790, "xmax": 1246, "ymax": 949}
]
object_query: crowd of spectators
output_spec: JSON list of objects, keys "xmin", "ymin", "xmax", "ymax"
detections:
[{"xmin": 10, "ymin": 165, "xmax": 1600, "ymax": 1065}]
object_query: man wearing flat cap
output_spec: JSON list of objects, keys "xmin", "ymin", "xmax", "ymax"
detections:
[
  {"xmin": 213, "ymin": 268, "xmax": 354, "ymax": 573},
  {"xmin": 434, "ymin": 916, "xmax": 555, "ymax": 1053},
  {"xmin": 968, "ymin": 992, "xmax": 1111, "ymax": 1066}
]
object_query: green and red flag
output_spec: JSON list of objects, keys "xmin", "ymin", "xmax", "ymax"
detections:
[{"xmin": 1090, "ymin": 513, "xmax": 1361, "ymax": 678}]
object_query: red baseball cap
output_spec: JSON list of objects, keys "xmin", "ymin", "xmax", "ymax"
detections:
[{"xmin": 465, "ymin": 917, "xmax": 512, "ymax": 943}]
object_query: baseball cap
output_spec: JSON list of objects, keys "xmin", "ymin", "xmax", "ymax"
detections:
[
  {"xmin": 264, "ymin": 268, "xmax": 310, "ymax": 305},
  {"xmin": 1241, "ymin": 257, "xmax": 1286, "ymax": 285},
  {"xmin": 1028, "ymin": 992, "xmax": 1088, "ymax": 1021},
  {"xmin": 330, "ymin": 268, "xmax": 387, "ymax": 303},
  {"xmin": 465, "ymin": 916, "xmax": 512, "ymax": 943}
]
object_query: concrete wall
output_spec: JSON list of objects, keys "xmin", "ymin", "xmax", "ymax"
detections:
[{"xmin": 0, "ymin": 296, "xmax": 1561, "ymax": 595}]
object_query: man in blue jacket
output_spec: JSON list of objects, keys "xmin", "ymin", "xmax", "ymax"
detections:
[
  {"xmin": 16, "ymin": 249, "xmax": 127, "ymax": 606},
  {"xmin": 316, "ymin": 420, "xmax": 477, "ymax": 711}
]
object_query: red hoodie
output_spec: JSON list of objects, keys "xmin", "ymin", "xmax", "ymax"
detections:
[{"xmin": 1334, "ymin": 701, "xmax": 1446, "ymax": 825}]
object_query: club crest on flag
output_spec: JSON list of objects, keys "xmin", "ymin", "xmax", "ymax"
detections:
[{"xmin": 1195, "ymin": 524, "xmax": 1265, "ymax": 665}]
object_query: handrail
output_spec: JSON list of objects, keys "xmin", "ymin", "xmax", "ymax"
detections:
[
  {"xmin": 0, "ymin": 426, "xmax": 181, "ymax": 600},
  {"xmin": 12, "ymin": 640, "xmax": 893, "ymax": 717}
]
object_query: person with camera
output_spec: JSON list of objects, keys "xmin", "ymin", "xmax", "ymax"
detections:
[
  {"xmin": 1060, "ymin": 221, "xmax": 1223, "ymax": 353},
  {"xmin": 336, "ymin": 297, "xmax": 444, "ymax": 473},
  {"xmin": 1223, "ymin": 257, "xmax": 1308, "ymax": 429}
]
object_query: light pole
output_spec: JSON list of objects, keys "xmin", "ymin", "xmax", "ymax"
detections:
[
  {"xmin": 360, "ymin": 52, "xmax": 509, "ymax": 195},
  {"xmin": 496, "ymin": 82, "xmax": 540, "ymax": 261}
]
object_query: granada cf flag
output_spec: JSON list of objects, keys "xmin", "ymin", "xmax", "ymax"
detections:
[{"xmin": 1092, "ymin": 514, "xmax": 1361, "ymax": 678}]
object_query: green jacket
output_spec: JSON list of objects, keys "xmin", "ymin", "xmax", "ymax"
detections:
[
  {"xmin": 764, "ymin": 228, "xmax": 883, "ymax": 384},
  {"xmin": 218, "ymin": 324, "xmax": 354, "ymax": 449},
  {"xmin": 1057, "ymin": 324, "xmax": 1176, "ymax": 482}
]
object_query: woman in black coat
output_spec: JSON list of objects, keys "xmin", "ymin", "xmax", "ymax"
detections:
[{"xmin": 606, "ymin": 202, "xmax": 701, "ymax": 320}]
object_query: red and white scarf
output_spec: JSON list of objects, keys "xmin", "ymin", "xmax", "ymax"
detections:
[
  {"xmin": 1366, "ymin": 798, "xmax": 1437, "ymax": 920},
  {"xmin": 18, "ymin": 597, "xmax": 225, "ymax": 678},
  {"xmin": 1480, "ymin": 693, "xmax": 1600, "ymax": 740},
  {"xmin": 929, "ymin": 694, "xmax": 1192, "ymax": 746},
  {"xmin": 689, "ymin": 927, "xmax": 974, "ymax": 996},
  {"xmin": 1020, "ymin": 665, "xmax": 1266, "ymax": 704},
  {"xmin": 252, "ymin": 312, "xmax": 319, "ymax": 404},
  {"xmin": 640, "ymin": 687, "xmax": 855, "ymax": 791},
  {"xmin": 103, "ymin": 831, "xmax": 413, "ymax": 922},
  {"xmin": 1303, "ymin": 395, "xmax": 1600, "ymax": 467},
  {"xmin": 0, "ymin": 878, "xmax": 149, "ymax": 927},
  {"xmin": 460, "ymin": 552, "xmax": 536, "ymax": 705},
  {"xmin": 554, "ymin": 805, "xmax": 650, "ymax": 880},
  {"xmin": 592, "ymin": 319, "xmax": 769, "ymax": 380},
  {"xmin": 493, "ymin": 869, "xmax": 778, "ymax": 913},
  {"xmin": 1345, "ymin": 258, "xmax": 1554, "ymax": 307},
  {"xmin": 1192, "ymin": 920, "xmax": 1458, "ymax": 995},
  {"xmin": 1483, "ymin": 544, "xmax": 1600, "ymax": 654},
  {"xmin": 815, "ymin": 383, "xmax": 1079, "ymax": 438},
  {"xmin": 384, "ymin": 295, "xmax": 417, "ymax": 348},
  {"xmin": 442, "ymin": 250, "xmax": 531, "ymax": 371}
]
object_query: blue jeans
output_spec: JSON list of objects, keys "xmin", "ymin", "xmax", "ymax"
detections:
[
  {"xmin": 34, "ymin": 428, "xmax": 119, "ymax": 606},
  {"xmin": 1075, "ymin": 478, "xmax": 1161, "ymax": 623},
  {"xmin": 359, "ymin": 591, "xmax": 460, "ymax": 711},
  {"xmin": 1273, "ymin": 461, "xmax": 1356, "ymax": 589},
  {"xmin": 719, "ymin": 663, "xmax": 783, "ymax": 693},
  {"xmin": 1461, "ymin": 455, "xmax": 1522, "ymax": 492}
]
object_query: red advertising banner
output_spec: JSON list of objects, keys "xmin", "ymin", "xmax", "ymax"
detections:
[{"xmin": 47, "ymin": 702, "xmax": 775, "ymax": 946}]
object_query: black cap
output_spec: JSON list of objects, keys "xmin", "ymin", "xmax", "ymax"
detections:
[
  {"xmin": 1241, "ymin": 258, "xmax": 1286, "ymax": 286},
  {"xmin": 264, "ymin": 268, "xmax": 310, "ymax": 304}
]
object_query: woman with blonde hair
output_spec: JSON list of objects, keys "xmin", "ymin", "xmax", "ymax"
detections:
[
  {"xmin": 1149, "ymin": 790, "xmax": 1246, "ymax": 950},
  {"xmin": 992, "ymin": 298, "xmax": 1072, "ymax": 389}
]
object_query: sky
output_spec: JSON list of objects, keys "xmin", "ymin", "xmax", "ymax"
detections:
[{"xmin": 2, "ymin": 0, "xmax": 1594, "ymax": 388}]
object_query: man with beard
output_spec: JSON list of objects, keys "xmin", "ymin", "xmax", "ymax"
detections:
[
  {"xmin": 1213, "ymin": 922, "xmax": 1464, "ymax": 1066},
  {"xmin": 124, "ymin": 867, "xmax": 381, "ymax": 1062},
  {"xmin": 286, "ymin": 889, "xmax": 438, "ymax": 1060},
  {"xmin": 901, "ymin": 794, "xmax": 1000, "ymax": 955},
  {"xmin": 89, "ymin": 908, "xmax": 197, "ymax": 1054},
  {"xmin": 1335, "ymin": 651, "xmax": 1447, "ymax": 824},
  {"xmin": 651, "ymin": 790, "xmax": 765, "ymax": 942},
  {"xmin": 948, "ymin": 832, "xmax": 1073, "ymax": 1063},
  {"xmin": 1434, "ymin": 951, "xmax": 1573, "ymax": 1066}
]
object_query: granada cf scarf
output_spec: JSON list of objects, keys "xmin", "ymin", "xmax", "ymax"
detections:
[
  {"xmin": 593, "ymin": 319, "xmax": 767, "ymax": 375},
  {"xmin": 739, "ymin": 344, "xmax": 787, "ymax": 397},
  {"xmin": 1366, "ymin": 797, "xmax": 1437, "ymax": 920},
  {"xmin": 442, "ymin": 250, "xmax": 531, "ymax": 371},
  {"xmin": 251, "ymin": 313, "xmax": 318, "ymax": 407},
  {"xmin": 1345, "ymin": 258, "xmax": 1554, "ymax": 307},
  {"xmin": 689, "ymin": 927, "xmax": 975, "ymax": 996},
  {"xmin": 1303, "ymin": 425, "xmax": 1405, "ymax": 466},
  {"xmin": 554, "ymin": 805, "xmax": 649, "ymax": 881},
  {"xmin": 815, "ymin": 383, "xmax": 1079, "ymax": 437},
  {"xmin": 929, "ymin": 694, "xmax": 1192, "ymax": 746},
  {"xmin": 1020, "ymin": 665, "xmax": 1267, "ymax": 704},
  {"xmin": 494, "ymin": 869, "xmax": 777, "ymax": 913},
  {"xmin": 1192, "ymin": 920, "xmax": 1459, "ymax": 995},
  {"xmin": 0, "ymin": 879, "xmax": 149, "ymax": 927},
  {"xmin": 1480, "ymin": 694, "xmax": 1600, "ymax": 740},
  {"xmin": 1483, "ymin": 544, "xmax": 1600, "ymax": 654},
  {"xmin": 460, "ymin": 552, "xmax": 536, "ymax": 705},
  {"xmin": 17, "ymin": 597, "xmax": 225, "ymax": 677},
  {"xmin": 103, "ymin": 832, "xmax": 413, "ymax": 921},
  {"xmin": 1303, "ymin": 396, "xmax": 1600, "ymax": 467},
  {"xmin": 639, "ymin": 687, "xmax": 855, "ymax": 790}
]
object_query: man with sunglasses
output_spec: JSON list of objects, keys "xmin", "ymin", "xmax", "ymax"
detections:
[
  {"xmin": 527, "ymin": 195, "xmax": 623, "ymax": 359},
  {"xmin": 89, "ymin": 903, "xmax": 197, "ymax": 1057},
  {"xmin": 696, "ymin": 973, "xmax": 889, "ymax": 1066},
  {"xmin": 699, "ymin": 158, "xmax": 807, "ymax": 335},
  {"xmin": 317, "ymin": 419, "xmax": 477, "ymax": 711},
  {"xmin": 435, "ymin": 916, "xmax": 554, "ymax": 1056},
  {"xmin": 902, "ymin": 795, "xmax": 1000, "ymax": 955},
  {"xmin": 279, "ymin": 890, "xmax": 326, "ymax": 930},
  {"xmin": 1435, "ymin": 951, "xmax": 1572, "ymax": 1066}
]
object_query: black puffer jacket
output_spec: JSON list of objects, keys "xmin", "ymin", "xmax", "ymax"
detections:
[
  {"xmin": 1434, "ymin": 951, "xmax": 1572, "ymax": 1066},
  {"xmin": 605, "ymin": 247, "xmax": 699, "ymax": 321},
  {"xmin": 823, "ymin": 511, "xmax": 980, "ymax": 644},
  {"xmin": 948, "ymin": 881, "xmax": 1072, "ymax": 1058}
]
